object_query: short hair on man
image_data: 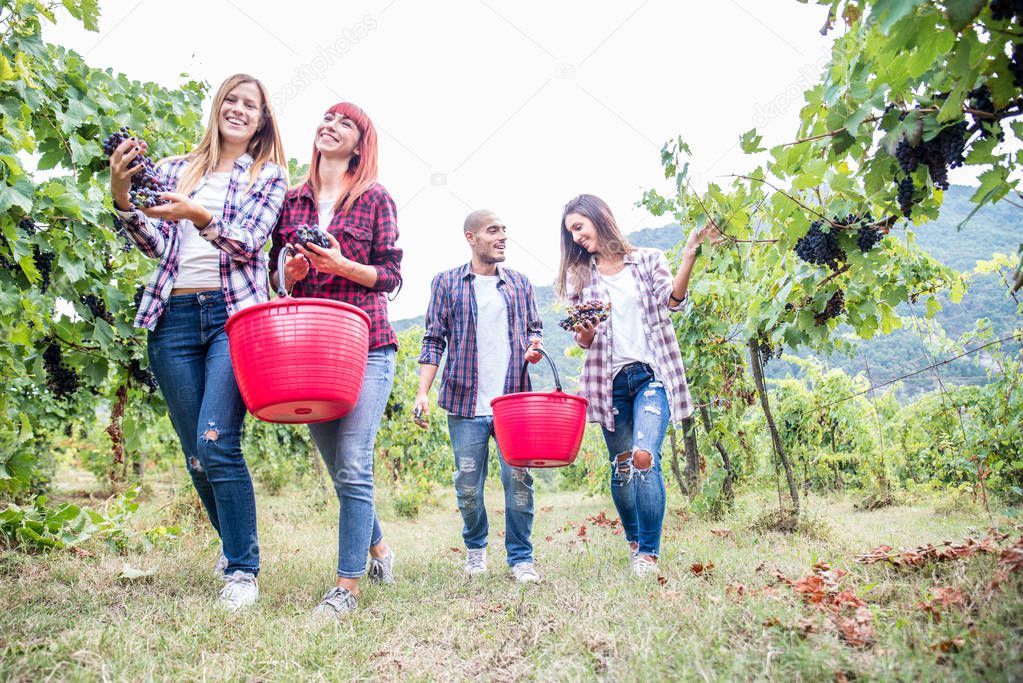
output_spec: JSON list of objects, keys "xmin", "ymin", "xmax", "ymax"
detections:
[{"xmin": 464, "ymin": 209, "xmax": 500, "ymax": 234}]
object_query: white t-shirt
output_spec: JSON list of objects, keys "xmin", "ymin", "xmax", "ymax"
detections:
[
  {"xmin": 318, "ymin": 198, "xmax": 335, "ymax": 232},
  {"xmin": 473, "ymin": 274, "xmax": 510, "ymax": 416},
  {"xmin": 602, "ymin": 266, "xmax": 655, "ymax": 378},
  {"xmin": 175, "ymin": 172, "xmax": 230, "ymax": 289}
]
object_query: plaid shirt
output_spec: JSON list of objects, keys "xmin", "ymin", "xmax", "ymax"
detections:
[
  {"xmin": 270, "ymin": 182, "xmax": 402, "ymax": 350},
  {"xmin": 419, "ymin": 263, "xmax": 543, "ymax": 418},
  {"xmin": 113, "ymin": 154, "xmax": 287, "ymax": 330},
  {"xmin": 570, "ymin": 248, "xmax": 693, "ymax": 431}
]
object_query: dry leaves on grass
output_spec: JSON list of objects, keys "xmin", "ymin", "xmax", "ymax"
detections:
[
  {"xmin": 918, "ymin": 586, "xmax": 966, "ymax": 621},
  {"xmin": 586, "ymin": 511, "xmax": 620, "ymax": 529},
  {"xmin": 989, "ymin": 535, "xmax": 1023, "ymax": 589},
  {"xmin": 690, "ymin": 561, "xmax": 715, "ymax": 576},
  {"xmin": 770, "ymin": 563, "xmax": 875, "ymax": 648},
  {"xmin": 710, "ymin": 528, "xmax": 734, "ymax": 539},
  {"xmin": 854, "ymin": 530, "xmax": 1008, "ymax": 568}
]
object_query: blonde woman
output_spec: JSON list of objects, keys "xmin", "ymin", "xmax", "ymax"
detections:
[{"xmin": 108, "ymin": 74, "xmax": 288, "ymax": 610}]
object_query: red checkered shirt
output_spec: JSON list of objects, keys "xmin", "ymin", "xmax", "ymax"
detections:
[
  {"xmin": 569, "ymin": 248, "xmax": 693, "ymax": 431},
  {"xmin": 270, "ymin": 182, "xmax": 402, "ymax": 350},
  {"xmin": 113, "ymin": 154, "xmax": 287, "ymax": 330}
]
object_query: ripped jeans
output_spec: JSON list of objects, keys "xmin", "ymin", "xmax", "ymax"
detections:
[
  {"xmin": 447, "ymin": 415, "xmax": 534, "ymax": 567},
  {"xmin": 601, "ymin": 362, "xmax": 669, "ymax": 558},
  {"xmin": 148, "ymin": 290, "xmax": 259, "ymax": 575}
]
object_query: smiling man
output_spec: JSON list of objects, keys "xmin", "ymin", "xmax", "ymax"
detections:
[{"xmin": 415, "ymin": 209, "xmax": 544, "ymax": 583}]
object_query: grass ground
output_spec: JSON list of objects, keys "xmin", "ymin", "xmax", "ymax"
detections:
[{"xmin": 1, "ymin": 473, "xmax": 1021, "ymax": 682}]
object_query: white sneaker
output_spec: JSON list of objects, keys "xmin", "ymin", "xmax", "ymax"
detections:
[
  {"xmin": 627, "ymin": 543, "xmax": 639, "ymax": 566},
  {"xmin": 465, "ymin": 548, "xmax": 487, "ymax": 576},
  {"xmin": 511, "ymin": 562, "xmax": 541, "ymax": 583},
  {"xmin": 217, "ymin": 571, "xmax": 258, "ymax": 611},
  {"xmin": 312, "ymin": 586, "xmax": 358, "ymax": 620},
  {"xmin": 632, "ymin": 555, "xmax": 659, "ymax": 578},
  {"xmin": 213, "ymin": 552, "xmax": 228, "ymax": 577}
]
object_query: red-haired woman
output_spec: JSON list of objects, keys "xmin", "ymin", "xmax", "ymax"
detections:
[
  {"xmin": 108, "ymin": 74, "xmax": 288, "ymax": 610},
  {"xmin": 269, "ymin": 102, "xmax": 402, "ymax": 619}
]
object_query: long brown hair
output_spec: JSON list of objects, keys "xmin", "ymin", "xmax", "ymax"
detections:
[
  {"xmin": 171, "ymin": 74, "xmax": 288, "ymax": 195},
  {"xmin": 304, "ymin": 102, "xmax": 379, "ymax": 215},
  {"xmin": 556, "ymin": 194, "xmax": 633, "ymax": 298}
]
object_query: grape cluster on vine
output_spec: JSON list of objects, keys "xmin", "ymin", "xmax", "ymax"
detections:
[
  {"xmin": 129, "ymin": 358, "xmax": 159, "ymax": 392},
  {"xmin": 897, "ymin": 176, "xmax": 916, "ymax": 217},
  {"xmin": 294, "ymin": 224, "xmax": 332, "ymax": 249},
  {"xmin": 102, "ymin": 127, "xmax": 169, "ymax": 209},
  {"xmin": 893, "ymin": 121, "xmax": 967, "ymax": 190},
  {"xmin": 133, "ymin": 285, "xmax": 145, "ymax": 310},
  {"xmin": 755, "ymin": 335, "xmax": 782, "ymax": 367},
  {"xmin": 81, "ymin": 294, "xmax": 113, "ymax": 324},
  {"xmin": 989, "ymin": 0, "xmax": 1023, "ymax": 22},
  {"xmin": 814, "ymin": 289, "xmax": 846, "ymax": 326},
  {"xmin": 833, "ymin": 213, "xmax": 883, "ymax": 253},
  {"xmin": 33, "ymin": 246, "xmax": 54, "ymax": 293},
  {"xmin": 559, "ymin": 300, "xmax": 611, "ymax": 330},
  {"xmin": 794, "ymin": 220, "xmax": 844, "ymax": 269},
  {"xmin": 43, "ymin": 339, "xmax": 80, "ymax": 400},
  {"xmin": 18, "ymin": 217, "xmax": 37, "ymax": 235},
  {"xmin": 1011, "ymin": 43, "xmax": 1023, "ymax": 89},
  {"xmin": 967, "ymin": 85, "xmax": 1004, "ymax": 141}
]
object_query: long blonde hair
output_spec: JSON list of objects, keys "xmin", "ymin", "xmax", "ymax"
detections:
[
  {"xmin": 556, "ymin": 194, "xmax": 633, "ymax": 299},
  {"xmin": 172, "ymin": 74, "xmax": 288, "ymax": 195}
]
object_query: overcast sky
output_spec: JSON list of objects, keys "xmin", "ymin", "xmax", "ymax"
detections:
[{"xmin": 48, "ymin": 0, "xmax": 846, "ymax": 318}]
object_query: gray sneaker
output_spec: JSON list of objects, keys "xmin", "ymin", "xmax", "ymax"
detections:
[
  {"xmin": 312, "ymin": 586, "xmax": 358, "ymax": 620},
  {"xmin": 216, "ymin": 571, "xmax": 258, "ymax": 611},
  {"xmin": 511, "ymin": 562, "xmax": 540, "ymax": 583},
  {"xmin": 214, "ymin": 552, "xmax": 228, "ymax": 577},
  {"xmin": 368, "ymin": 550, "xmax": 395, "ymax": 584},
  {"xmin": 465, "ymin": 548, "xmax": 487, "ymax": 576}
]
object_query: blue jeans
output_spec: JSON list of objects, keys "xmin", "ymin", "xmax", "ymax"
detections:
[
  {"xmin": 308, "ymin": 347, "xmax": 395, "ymax": 578},
  {"xmin": 447, "ymin": 415, "xmax": 534, "ymax": 567},
  {"xmin": 601, "ymin": 362, "xmax": 669, "ymax": 557},
  {"xmin": 148, "ymin": 290, "xmax": 259, "ymax": 575}
]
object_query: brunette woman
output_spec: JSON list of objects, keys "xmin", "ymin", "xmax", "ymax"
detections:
[{"xmin": 556, "ymin": 194, "xmax": 715, "ymax": 577}]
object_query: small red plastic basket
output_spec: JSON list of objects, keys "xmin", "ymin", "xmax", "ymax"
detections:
[
  {"xmin": 491, "ymin": 348, "xmax": 588, "ymax": 468},
  {"xmin": 225, "ymin": 245, "xmax": 371, "ymax": 424}
]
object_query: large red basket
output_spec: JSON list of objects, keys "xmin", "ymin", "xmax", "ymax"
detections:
[
  {"xmin": 224, "ymin": 246, "xmax": 371, "ymax": 424},
  {"xmin": 491, "ymin": 348, "xmax": 588, "ymax": 468}
]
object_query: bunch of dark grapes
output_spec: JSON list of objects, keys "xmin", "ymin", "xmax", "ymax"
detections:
[
  {"xmin": 294, "ymin": 224, "xmax": 332, "ymax": 249},
  {"xmin": 990, "ymin": 0, "xmax": 1023, "ymax": 22},
  {"xmin": 43, "ymin": 339, "xmax": 80, "ymax": 400},
  {"xmin": 794, "ymin": 220, "xmax": 844, "ymax": 268},
  {"xmin": 133, "ymin": 285, "xmax": 145, "ymax": 310},
  {"xmin": 1011, "ymin": 43, "xmax": 1023, "ymax": 89},
  {"xmin": 33, "ymin": 246, "xmax": 54, "ymax": 293},
  {"xmin": 755, "ymin": 335, "xmax": 782, "ymax": 367},
  {"xmin": 897, "ymin": 176, "xmax": 916, "ymax": 217},
  {"xmin": 893, "ymin": 122, "xmax": 967, "ymax": 190},
  {"xmin": 833, "ymin": 213, "xmax": 883, "ymax": 253},
  {"xmin": 81, "ymin": 294, "xmax": 114, "ymax": 324},
  {"xmin": 129, "ymin": 358, "xmax": 158, "ymax": 392},
  {"xmin": 102, "ymin": 126, "xmax": 169, "ymax": 209},
  {"xmin": 814, "ymin": 289, "xmax": 846, "ymax": 326},
  {"xmin": 559, "ymin": 300, "xmax": 611, "ymax": 330},
  {"xmin": 18, "ymin": 217, "xmax": 37, "ymax": 234},
  {"xmin": 967, "ymin": 85, "xmax": 1003, "ymax": 141},
  {"xmin": 115, "ymin": 223, "xmax": 135, "ymax": 253}
]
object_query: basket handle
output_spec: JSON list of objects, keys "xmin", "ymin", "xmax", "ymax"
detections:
[
  {"xmin": 276, "ymin": 243, "xmax": 297, "ymax": 298},
  {"xmin": 517, "ymin": 345, "xmax": 563, "ymax": 393}
]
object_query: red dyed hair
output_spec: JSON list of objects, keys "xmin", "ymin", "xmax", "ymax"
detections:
[{"xmin": 305, "ymin": 102, "xmax": 379, "ymax": 214}]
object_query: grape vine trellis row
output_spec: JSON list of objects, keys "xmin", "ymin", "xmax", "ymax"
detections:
[{"xmin": 644, "ymin": 0, "xmax": 1023, "ymax": 516}]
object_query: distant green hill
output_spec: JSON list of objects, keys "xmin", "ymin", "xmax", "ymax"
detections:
[{"xmin": 393, "ymin": 186, "xmax": 1021, "ymax": 397}]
